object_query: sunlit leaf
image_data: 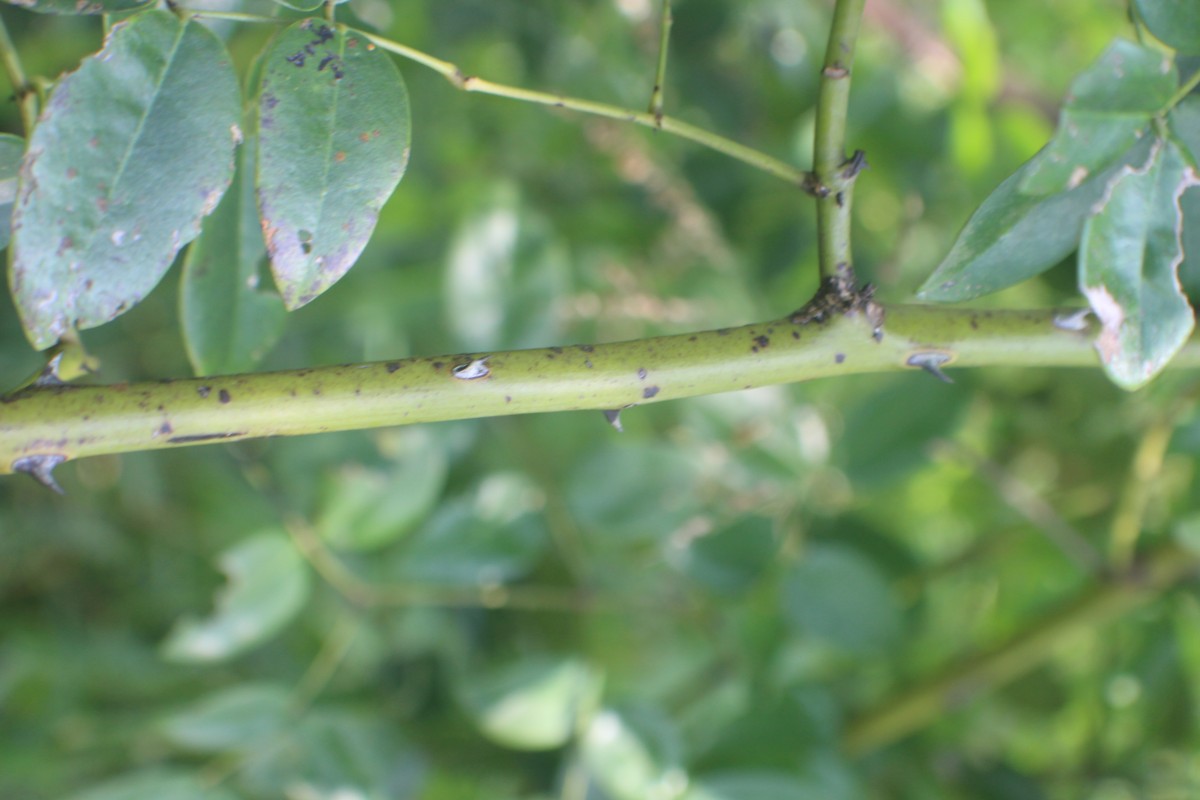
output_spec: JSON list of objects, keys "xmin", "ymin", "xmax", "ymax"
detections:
[
  {"xmin": 257, "ymin": 19, "xmax": 410, "ymax": 309},
  {"xmin": 180, "ymin": 135, "xmax": 285, "ymax": 376},
  {"xmin": 160, "ymin": 683, "xmax": 291, "ymax": 753},
  {"xmin": 1079, "ymin": 138, "xmax": 1198, "ymax": 390},
  {"xmin": 581, "ymin": 706, "xmax": 686, "ymax": 800},
  {"xmin": 316, "ymin": 428, "xmax": 447, "ymax": 551},
  {"xmin": 445, "ymin": 183, "xmax": 570, "ymax": 351},
  {"xmin": 9, "ymin": 10, "xmax": 240, "ymax": 349},
  {"xmin": 917, "ymin": 137, "xmax": 1153, "ymax": 302},
  {"xmin": 67, "ymin": 770, "xmax": 236, "ymax": 800},
  {"xmin": 458, "ymin": 656, "xmax": 602, "ymax": 750},
  {"xmin": 2, "ymin": 0, "xmax": 152, "ymax": 14},
  {"xmin": 781, "ymin": 544, "xmax": 902, "ymax": 654},
  {"xmin": 1020, "ymin": 40, "xmax": 1176, "ymax": 195},
  {"xmin": 161, "ymin": 531, "xmax": 310, "ymax": 662},
  {"xmin": 0, "ymin": 135, "xmax": 23, "ymax": 257},
  {"xmin": 1134, "ymin": 0, "xmax": 1200, "ymax": 54}
]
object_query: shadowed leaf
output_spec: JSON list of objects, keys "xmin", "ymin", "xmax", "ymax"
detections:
[
  {"xmin": 8, "ymin": 10, "xmax": 240, "ymax": 349},
  {"xmin": 257, "ymin": 19, "xmax": 410, "ymax": 310}
]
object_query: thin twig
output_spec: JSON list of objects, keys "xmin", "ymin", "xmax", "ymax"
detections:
[
  {"xmin": 932, "ymin": 440, "xmax": 1104, "ymax": 575},
  {"xmin": 284, "ymin": 515, "xmax": 606, "ymax": 613},
  {"xmin": 0, "ymin": 13, "xmax": 36, "ymax": 134},
  {"xmin": 647, "ymin": 0, "xmax": 672, "ymax": 127},
  {"xmin": 360, "ymin": 31, "xmax": 813, "ymax": 189},
  {"xmin": 812, "ymin": 0, "xmax": 868, "ymax": 281}
]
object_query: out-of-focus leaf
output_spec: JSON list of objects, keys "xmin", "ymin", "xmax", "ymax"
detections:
[
  {"xmin": 781, "ymin": 544, "xmax": 902, "ymax": 654},
  {"xmin": 180, "ymin": 135, "xmax": 285, "ymax": 376},
  {"xmin": 9, "ymin": 10, "xmax": 240, "ymax": 349},
  {"xmin": 239, "ymin": 709, "xmax": 425, "ymax": 799},
  {"xmin": 838, "ymin": 376, "xmax": 970, "ymax": 488},
  {"xmin": 445, "ymin": 183, "xmax": 570, "ymax": 351},
  {"xmin": 457, "ymin": 655, "xmax": 602, "ymax": 750},
  {"xmin": 2, "ymin": 0, "xmax": 151, "ymax": 14},
  {"xmin": 1079, "ymin": 138, "xmax": 1197, "ymax": 389},
  {"xmin": 161, "ymin": 531, "xmax": 310, "ymax": 662},
  {"xmin": 0, "ymin": 134, "xmax": 24, "ymax": 252},
  {"xmin": 257, "ymin": 19, "xmax": 410, "ymax": 309},
  {"xmin": 917, "ymin": 137, "xmax": 1153, "ymax": 302},
  {"xmin": 581, "ymin": 705, "xmax": 687, "ymax": 800},
  {"xmin": 669, "ymin": 515, "xmax": 776, "ymax": 596},
  {"xmin": 1134, "ymin": 0, "xmax": 1200, "ymax": 54},
  {"xmin": 1020, "ymin": 40, "xmax": 1176, "ymax": 195},
  {"xmin": 566, "ymin": 443, "xmax": 701, "ymax": 544},
  {"xmin": 67, "ymin": 770, "xmax": 237, "ymax": 800},
  {"xmin": 686, "ymin": 758, "xmax": 858, "ymax": 800},
  {"xmin": 160, "ymin": 683, "xmax": 291, "ymax": 753},
  {"xmin": 316, "ymin": 428, "xmax": 447, "ymax": 551},
  {"xmin": 377, "ymin": 473, "xmax": 548, "ymax": 586}
]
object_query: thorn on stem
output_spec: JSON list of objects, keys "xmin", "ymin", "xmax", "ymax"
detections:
[
  {"xmin": 603, "ymin": 409, "xmax": 624, "ymax": 432},
  {"xmin": 840, "ymin": 149, "xmax": 868, "ymax": 179},
  {"xmin": 13, "ymin": 454, "xmax": 67, "ymax": 494},
  {"xmin": 907, "ymin": 352, "xmax": 954, "ymax": 384}
]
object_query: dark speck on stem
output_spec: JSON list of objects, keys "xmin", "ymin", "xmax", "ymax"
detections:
[{"xmin": 218, "ymin": 389, "xmax": 231, "ymax": 404}]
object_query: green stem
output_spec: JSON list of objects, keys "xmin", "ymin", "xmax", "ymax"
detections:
[
  {"xmin": 360, "ymin": 32, "xmax": 811, "ymax": 188},
  {"xmin": 1167, "ymin": 64, "xmax": 1200, "ymax": 111},
  {"xmin": 843, "ymin": 540, "xmax": 1200, "ymax": 754},
  {"xmin": 4, "ymin": 305, "xmax": 1197, "ymax": 479},
  {"xmin": 0, "ymin": 13, "xmax": 37, "ymax": 134},
  {"xmin": 648, "ymin": 0, "xmax": 672, "ymax": 125},
  {"xmin": 813, "ymin": 0, "xmax": 867, "ymax": 281}
]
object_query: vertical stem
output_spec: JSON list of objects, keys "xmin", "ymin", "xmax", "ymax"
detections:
[
  {"xmin": 647, "ymin": 0, "xmax": 672, "ymax": 126},
  {"xmin": 813, "ymin": 0, "xmax": 867, "ymax": 282},
  {"xmin": 0, "ymin": 13, "xmax": 36, "ymax": 134}
]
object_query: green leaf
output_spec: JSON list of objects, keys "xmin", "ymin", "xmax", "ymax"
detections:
[
  {"xmin": 2, "ymin": 0, "xmax": 152, "ymax": 14},
  {"xmin": 445, "ymin": 183, "xmax": 570, "ymax": 351},
  {"xmin": 1020, "ymin": 40, "xmax": 1176, "ymax": 195},
  {"xmin": 257, "ymin": 20, "xmax": 411, "ymax": 309},
  {"xmin": 9, "ymin": 10, "xmax": 241, "ymax": 350},
  {"xmin": 376, "ymin": 473, "xmax": 548, "ymax": 586},
  {"xmin": 917, "ymin": 136, "xmax": 1154, "ymax": 302},
  {"xmin": 160, "ymin": 683, "xmax": 292, "ymax": 753},
  {"xmin": 1169, "ymin": 97, "xmax": 1200, "ymax": 298},
  {"xmin": 1079, "ymin": 138, "xmax": 1198, "ymax": 389},
  {"xmin": 780, "ymin": 544, "xmax": 902, "ymax": 654},
  {"xmin": 0, "ymin": 134, "xmax": 24, "ymax": 252},
  {"xmin": 67, "ymin": 770, "xmax": 237, "ymax": 800},
  {"xmin": 1135, "ymin": 0, "xmax": 1200, "ymax": 54},
  {"xmin": 316, "ymin": 428, "xmax": 448, "ymax": 551},
  {"xmin": 566, "ymin": 443, "xmax": 702, "ymax": 545},
  {"xmin": 581, "ymin": 705, "xmax": 687, "ymax": 800},
  {"xmin": 161, "ymin": 531, "xmax": 310, "ymax": 663},
  {"xmin": 180, "ymin": 135, "xmax": 286, "ymax": 376},
  {"xmin": 239, "ymin": 709, "xmax": 425, "ymax": 798},
  {"xmin": 458, "ymin": 656, "xmax": 602, "ymax": 750},
  {"xmin": 669, "ymin": 515, "xmax": 776, "ymax": 596}
]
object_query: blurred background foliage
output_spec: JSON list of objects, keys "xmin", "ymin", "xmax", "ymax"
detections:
[{"xmin": 4, "ymin": 0, "xmax": 1200, "ymax": 798}]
